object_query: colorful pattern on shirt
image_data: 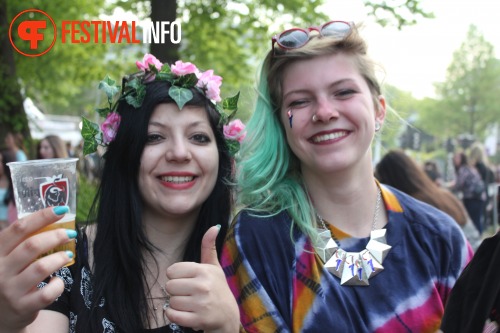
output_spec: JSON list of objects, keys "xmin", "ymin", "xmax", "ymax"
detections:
[{"xmin": 221, "ymin": 185, "xmax": 473, "ymax": 333}]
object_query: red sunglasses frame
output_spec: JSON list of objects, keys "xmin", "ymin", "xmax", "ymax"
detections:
[{"xmin": 271, "ymin": 20, "xmax": 352, "ymax": 55}]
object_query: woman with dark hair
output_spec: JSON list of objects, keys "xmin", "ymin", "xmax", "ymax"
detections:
[
  {"xmin": 375, "ymin": 150, "xmax": 481, "ymax": 250},
  {"xmin": 0, "ymin": 54, "xmax": 240, "ymax": 332},
  {"xmin": 37, "ymin": 135, "xmax": 69, "ymax": 159}
]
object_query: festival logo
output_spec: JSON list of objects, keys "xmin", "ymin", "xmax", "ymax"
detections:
[
  {"xmin": 9, "ymin": 8, "xmax": 181, "ymax": 57},
  {"xmin": 39, "ymin": 175, "xmax": 69, "ymax": 207}
]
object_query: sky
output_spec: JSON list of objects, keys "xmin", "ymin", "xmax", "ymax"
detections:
[{"xmin": 323, "ymin": 0, "xmax": 500, "ymax": 99}]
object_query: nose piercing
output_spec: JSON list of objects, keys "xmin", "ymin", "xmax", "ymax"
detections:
[
  {"xmin": 287, "ymin": 110, "xmax": 293, "ymax": 128},
  {"xmin": 312, "ymin": 114, "xmax": 318, "ymax": 122}
]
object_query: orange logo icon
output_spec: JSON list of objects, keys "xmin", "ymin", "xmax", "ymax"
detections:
[{"xmin": 9, "ymin": 9, "xmax": 57, "ymax": 57}]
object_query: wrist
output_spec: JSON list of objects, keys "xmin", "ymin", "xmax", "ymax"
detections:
[{"xmin": 205, "ymin": 319, "xmax": 241, "ymax": 333}]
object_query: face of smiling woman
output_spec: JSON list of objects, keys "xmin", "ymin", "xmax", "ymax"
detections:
[
  {"xmin": 39, "ymin": 139, "xmax": 55, "ymax": 159},
  {"xmin": 138, "ymin": 103, "xmax": 219, "ymax": 220},
  {"xmin": 280, "ymin": 53, "xmax": 385, "ymax": 177}
]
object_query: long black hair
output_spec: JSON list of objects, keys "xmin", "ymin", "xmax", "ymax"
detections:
[{"xmin": 81, "ymin": 80, "xmax": 232, "ymax": 332}]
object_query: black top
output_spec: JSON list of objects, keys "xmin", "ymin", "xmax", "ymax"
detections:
[
  {"xmin": 40, "ymin": 229, "xmax": 196, "ymax": 333},
  {"xmin": 441, "ymin": 231, "xmax": 500, "ymax": 332}
]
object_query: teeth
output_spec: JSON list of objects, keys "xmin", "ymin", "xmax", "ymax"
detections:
[
  {"xmin": 312, "ymin": 131, "xmax": 348, "ymax": 143},
  {"xmin": 161, "ymin": 176, "xmax": 194, "ymax": 183}
]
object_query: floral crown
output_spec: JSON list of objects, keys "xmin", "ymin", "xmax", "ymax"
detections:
[{"xmin": 81, "ymin": 53, "xmax": 245, "ymax": 156}]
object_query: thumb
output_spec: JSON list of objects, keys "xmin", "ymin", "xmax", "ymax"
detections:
[{"xmin": 200, "ymin": 224, "xmax": 221, "ymax": 266}]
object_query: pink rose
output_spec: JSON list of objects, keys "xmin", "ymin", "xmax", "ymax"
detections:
[
  {"xmin": 136, "ymin": 54, "xmax": 163, "ymax": 82},
  {"xmin": 171, "ymin": 60, "xmax": 199, "ymax": 76},
  {"xmin": 196, "ymin": 70, "xmax": 222, "ymax": 102},
  {"xmin": 136, "ymin": 54, "xmax": 163, "ymax": 72},
  {"xmin": 101, "ymin": 112, "xmax": 121, "ymax": 144},
  {"xmin": 223, "ymin": 119, "xmax": 246, "ymax": 143}
]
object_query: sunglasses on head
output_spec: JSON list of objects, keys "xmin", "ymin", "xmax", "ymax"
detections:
[{"xmin": 271, "ymin": 20, "xmax": 352, "ymax": 56}]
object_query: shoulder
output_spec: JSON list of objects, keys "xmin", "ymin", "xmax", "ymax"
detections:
[
  {"xmin": 228, "ymin": 209, "xmax": 298, "ymax": 258},
  {"xmin": 383, "ymin": 185, "xmax": 471, "ymax": 272},
  {"xmin": 231, "ymin": 209, "xmax": 295, "ymax": 240},
  {"xmin": 16, "ymin": 150, "xmax": 27, "ymax": 161},
  {"xmin": 382, "ymin": 184, "xmax": 463, "ymax": 237}
]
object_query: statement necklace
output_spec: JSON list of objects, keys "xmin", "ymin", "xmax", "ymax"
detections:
[{"xmin": 314, "ymin": 186, "xmax": 391, "ymax": 286}]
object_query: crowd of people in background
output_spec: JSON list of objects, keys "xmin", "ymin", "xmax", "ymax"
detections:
[{"xmin": 377, "ymin": 144, "xmax": 499, "ymax": 239}]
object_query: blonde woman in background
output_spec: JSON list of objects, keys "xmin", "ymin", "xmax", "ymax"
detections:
[
  {"xmin": 469, "ymin": 142, "xmax": 497, "ymax": 232},
  {"xmin": 37, "ymin": 135, "xmax": 69, "ymax": 159}
]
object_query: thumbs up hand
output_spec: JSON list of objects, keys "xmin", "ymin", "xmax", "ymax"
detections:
[{"xmin": 165, "ymin": 225, "xmax": 239, "ymax": 333}]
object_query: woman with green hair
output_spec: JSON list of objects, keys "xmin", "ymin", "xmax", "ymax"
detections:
[{"xmin": 221, "ymin": 21, "xmax": 472, "ymax": 332}]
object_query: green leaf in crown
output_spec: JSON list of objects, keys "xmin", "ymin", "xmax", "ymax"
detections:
[
  {"xmin": 98, "ymin": 76, "xmax": 120, "ymax": 104},
  {"xmin": 222, "ymin": 92, "xmax": 240, "ymax": 121},
  {"xmin": 81, "ymin": 117, "xmax": 101, "ymax": 155},
  {"xmin": 226, "ymin": 139, "xmax": 241, "ymax": 158},
  {"xmin": 169, "ymin": 86, "xmax": 194, "ymax": 110},
  {"xmin": 175, "ymin": 73, "xmax": 198, "ymax": 88}
]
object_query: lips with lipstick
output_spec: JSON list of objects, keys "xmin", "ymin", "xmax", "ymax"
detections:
[{"xmin": 159, "ymin": 173, "xmax": 197, "ymax": 189}]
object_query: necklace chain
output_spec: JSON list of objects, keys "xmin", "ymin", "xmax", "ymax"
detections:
[
  {"xmin": 151, "ymin": 285, "xmax": 171, "ymax": 311},
  {"xmin": 316, "ymin": 185, "xmax": 382, "ymax": 236},
  {"xmin": 148, "ymin": 278, "xmax": 184, "ymax": 331},
  {"xmin": 313, "ymin": 185, "xmax": 391, "ymax": 286}
]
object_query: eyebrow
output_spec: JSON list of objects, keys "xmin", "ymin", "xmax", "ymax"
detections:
[
  {"xmin": 283, "ymin": 78, "xmax": 356, "ymax": 99},
  {"xmin": 148, "ymin": 120, "xmax": 210, "ymax": 130}
]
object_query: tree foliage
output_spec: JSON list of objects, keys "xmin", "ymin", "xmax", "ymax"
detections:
[
  {"xmin": 362, "ymin": 0, "xmax": 434, "ymax": 29},
  {"xmin": 434, "ymin": 25, "xmax": 500, "ymax": 139}
]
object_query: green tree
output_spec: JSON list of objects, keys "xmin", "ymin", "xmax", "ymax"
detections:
[{"xmin": 435, "ymin": 25, "xmax": 500, "ymax": 140}]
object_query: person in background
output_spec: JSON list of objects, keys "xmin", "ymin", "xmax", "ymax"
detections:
[
  {"xmin": 375, "ymin": 149, "xmax": 481, "ymax": 251},
  {"xmin": 0, "ymin": 150, "xmax": 17, "ymax": 225},
  {"xmin": 0, "ymin": 54, "xmax": 240, "ymax": 332},
  {"xmin": 450, "ymin": 151, "xmax": 486, "ymax": 235},
  {"xmin": 37, "ymin": 135, "xmax": 69, "ymax": 159},
  {"xmin": 469, "ymin": 142, "xmax": 497, "ymax": 231},
  {"xmin": 424, "ymin": 159, "xmax": 443, "ymax": 186},
  {"xmin": 4, "ymin": 132, "xmax": 27, "ymax": 161},
  {"xmin": 222, "ymin": 20, "xmax": 472, "ymax": 332},
  {"xmin": 66, "ymin": 141, "xmax": 76, "ymax": 157},
  {"xmin": 0, "ymin": 151, "xmax": 11, "ymax": 230}
]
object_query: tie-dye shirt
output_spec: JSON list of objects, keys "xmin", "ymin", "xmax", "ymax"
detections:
[{"xmin": 222, "ymin": 185, "xmax": 473, "ymax": 333}]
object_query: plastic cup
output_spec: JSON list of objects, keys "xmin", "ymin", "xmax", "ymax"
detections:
[{"xmin": 7, "ymin": 158, "xmax": 79, "ymax": 266}]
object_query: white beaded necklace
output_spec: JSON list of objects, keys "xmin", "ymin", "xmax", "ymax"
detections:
[{"xmin": 314, "ymin": 186, "xmax": 391, "ymax": 286}]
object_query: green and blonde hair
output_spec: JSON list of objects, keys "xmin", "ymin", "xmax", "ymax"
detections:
[{"xmin": 237, "ymin": 23, "xmax": 383, "ymax": 240}]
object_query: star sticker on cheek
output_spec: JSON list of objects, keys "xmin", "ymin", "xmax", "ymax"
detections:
[{"xmin": 287, "ymin": 109, "xmax": 293, "ymax": 128}]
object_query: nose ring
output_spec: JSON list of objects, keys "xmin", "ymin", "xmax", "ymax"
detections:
[{"xmin": 312, "ymin": 114, "xmax": 318, "ymax": 122}]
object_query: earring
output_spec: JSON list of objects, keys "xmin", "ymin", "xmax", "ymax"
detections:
[
  {"xmin": 312, "ymin": 114, "xmax": 318, "ymax": 122},
  {"xmin": 375, "ymin": 122, "xmax": 381, "ymax": 132},
  {"xmin": 287, "ymin": 110, "xmax": 293, "ymax": 128}
]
